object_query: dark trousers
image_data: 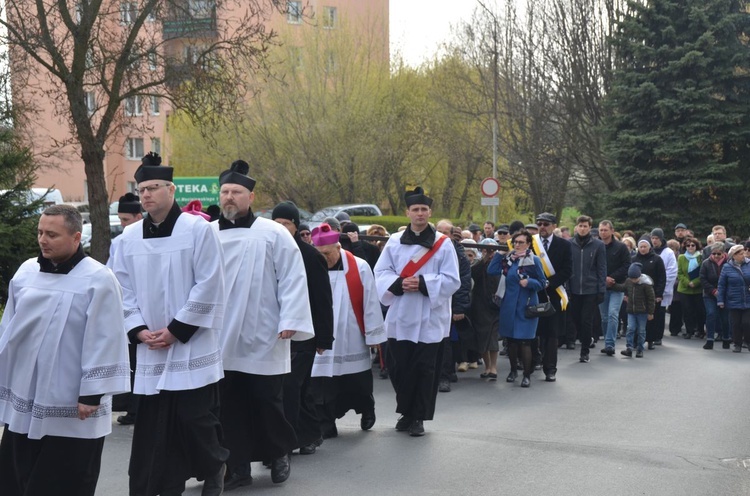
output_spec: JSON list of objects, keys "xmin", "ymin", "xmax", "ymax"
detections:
[
  {"xmin": 129, "ymin": 383, "xmax": 228, "ymax": 496},
  {"xmin": 219, "ymin": 372, "xmax": 296, "ymax": 472},
  {"xmin": 569, "ymin": 294, "xmax": 598, "ymax": 355},
  {"xmin": 311, "ymin": 370, "xmax": 375, "ymax": 433},
  {"xmin": 681, "ymin": 293, "xmax": 705, "ymax": 335},
  {"xmin": 387, "ymin": 338, "xmax": 442, "ymax": 421},
  {"xmin": 646, "ymin": 306, "xmax": 667, "ymax": 343},
  {"xmin": 728, "ymin": 309, "xmax": 750, "ymax": 346},
  {"xmin": 535, "ymin": 310, "xmax": 562, "ymax": 375},
  {"xmin": 669, "ymin": 300, "xmax": 684, "ymax": 335},
  {"xmin": 0, "ymin": 430, "xmax": 104, "ymax": 496},
  {"xmin": 282, "ymin": 347, "xmax": 321, "ymax": 448}
]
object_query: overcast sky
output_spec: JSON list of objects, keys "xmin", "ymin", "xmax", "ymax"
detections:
[{"xmin": 390, "ymin": 1, "xmax": 479, "ymax": 67}]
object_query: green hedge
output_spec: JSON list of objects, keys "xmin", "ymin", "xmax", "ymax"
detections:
[{"xmin": 350, "ymin": 216, "xmax": 467, "ymax": 234}]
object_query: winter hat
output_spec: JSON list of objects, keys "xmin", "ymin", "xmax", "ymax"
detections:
[
  {"xmin": 650, "ymin": 228, "xmax": 665, "ymax": 240},
  {"xmin": 341, "ymin": 222, "xmax": 360, "ymax": 234},
  {"xmin": 509, "ymin": 220, "xmax": 525, "ymax": 234},
  {"xmin": 311, "ymin": 223, "xmax": 340, "ymax": 246},
  {"xmin": 638, "ymin": 236, "xmax": 652, "ymax": 248},
  {"xmin": 272, "ymin": 201, "xmax": 300, "ymax": 228},
  {"xmin": 334, "ymin": 211, "xmax": 351, "ymax": 223},
  {"xmin": 322, "ymin": 217, "xmax": 341, "ymax": 231},
  {"xmin": 628, "ymin": 263, "xmax": 642, "ymax": 279},
  {"xmin": 728, "ymin": 244, "xmax": 745, "ymax": 259}
]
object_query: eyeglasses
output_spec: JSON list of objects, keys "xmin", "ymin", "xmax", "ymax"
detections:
[
  {"xmin": 137, "ymin": 183, "xmax": 170, "ymax": 195},
  {"xmin": 513, "ymin": 240, "xmax": 528, "ymax": 245},
  {"xmin": 300, "ymin": 232, "xmax": 311, "ymax": 237},
  {"xmin": 686, "ymin": 244, "xmax": 696, "ymax": 248},
  {"xmin": 711, "ymin": 252, "xmax": 723, "ymax": 256},
  {"xmin": 536, "ymin": 222, "xmax": 551, "ymax": 227}
]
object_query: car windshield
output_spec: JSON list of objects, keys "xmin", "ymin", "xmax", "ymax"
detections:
[{"xmin": 311, "ymin": 208, "xmax": 338, "ymax": 221}]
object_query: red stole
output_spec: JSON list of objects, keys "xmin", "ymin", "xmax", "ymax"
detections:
[
  {"xmin": 344, "ymin": 250, "xmax": 365, "ymax": 336},
  {"xmin": 399, "ymin": 234, "xmax": 449, "ymax": 278}
]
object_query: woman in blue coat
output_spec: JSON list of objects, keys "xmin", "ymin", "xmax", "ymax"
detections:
[
  {"xmin": 717, "ymin": 244, "xmax": 750, "ymax": 352},
  {"xmin": 488, "ymin": 230, "xmax": 547, "ymax": 387}
]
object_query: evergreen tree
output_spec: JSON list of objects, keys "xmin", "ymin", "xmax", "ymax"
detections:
[
  {"xmin": 0, "ymin": 128, "xmax": 43, "ymax": 303},
  {"xmin": 603, "ymin": 0, "xmax": 750, "ymax": 235}
]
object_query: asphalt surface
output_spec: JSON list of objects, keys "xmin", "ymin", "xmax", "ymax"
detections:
[{"xmin": 93, "ymin": 335, "xmax": 750, "ymax": 496}]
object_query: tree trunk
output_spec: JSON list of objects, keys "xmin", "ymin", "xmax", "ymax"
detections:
[{"xmin": 81, "ymin": 145, "xmax": 110, "ymax": 263}]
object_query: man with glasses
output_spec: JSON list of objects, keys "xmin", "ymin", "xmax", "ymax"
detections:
[
  {"xmin": 273, "ymin": 201, "xmax": 334, "ymax": 456},
  {"xmin": 298, "ymin": 223, "xmax": 313, "ymax": 244},
  {"xmin": 531, "ymin": 213, "xmax": 572, "ymax": 380},
  {"xmin": 702, "ymin": 225, "xmax": 734, "ymax": 259},
  {"xmin": 112, "ymin": 152, "xmax": 229, "ymax": 496},
  {"xmin": 598, "ymin": 220, "xmax": 631, "ymax": 356},
  {"xmin": 568, "ymin": 215, "xmax": 607, "ymax": 363}
]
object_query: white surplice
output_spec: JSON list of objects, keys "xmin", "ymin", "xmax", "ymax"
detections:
[
  {"xmin": 312, "ymin": 252, "xmax": 385, "ymax": 378},
  {"xmin": 374, "ymin": 232, "xmax": 461, "ymax": 343},
  {"xmin": 214, "ymin": 217, "xmax": 314, "ymax": 376},
  {"xmin": 112, "ymin": 214, "xmax": 226, "ymax": 395},
  {"xmin": 0, "ymin": 257, "xmax": 130, "ymax": 440}
]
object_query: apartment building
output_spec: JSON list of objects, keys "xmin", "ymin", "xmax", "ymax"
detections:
[{"xmin": 12, "ymin": 0, "xmax": 388, "ymax": 202}]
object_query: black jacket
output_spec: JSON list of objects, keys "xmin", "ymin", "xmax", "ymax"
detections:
[
  {"xmin": 340, "ymin": 238, "xmax": 380, "ymax": 271},
  {"xmin": 294, "ymin": 237, "xmax": 335, "ymax": 351},
  {"xmin": 534, "ymin": 234, "xmax": 573, "ymax": 310},
  {"xmin": 569, "ymin": 234, "xmax": 607, "ymax": 296},
  {"xmin": 632, "ymin": 250, "xmax": 666, "ymax": 299},
  {"xmin": 603, "ymin": 238, "xmax": 631, "ymax": 285},
  {"xmin": 452, "ymin": 241, "xmax": 472, "ymax": 315}
]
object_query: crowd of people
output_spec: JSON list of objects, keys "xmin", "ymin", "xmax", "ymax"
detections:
[{"xmin": 0, "ymin": 152, "xmax": 748, "ymax": 496}]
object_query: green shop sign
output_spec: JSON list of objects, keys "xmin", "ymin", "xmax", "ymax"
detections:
[{"xmin": 173, "ymin": 177, "xmax": 220, "ymax": 208}]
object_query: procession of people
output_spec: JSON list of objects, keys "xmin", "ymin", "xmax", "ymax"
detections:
[{"xmin": 1, "ymin": 153, "xmax": 748, "ymax": 496}]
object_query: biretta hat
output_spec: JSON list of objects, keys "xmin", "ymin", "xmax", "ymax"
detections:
[
  {"xmin": 117, "ymin": 192, "xmax": 141, "ymax": 214},
  {"xmin": 134, "ymin": 152, "xmax": 172, "ymax": 183},
  {"xmin": 219, "ymin": 160, "xmax": 256, "ymax": 192},
  {"xmin": 404, "ymin": 186, "xmax": 432, "ymax": 207}
]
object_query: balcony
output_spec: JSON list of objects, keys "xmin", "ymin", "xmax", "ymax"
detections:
[{"xmin": 162, "ymin": 8, "xmax": 217, "ymax": 40}]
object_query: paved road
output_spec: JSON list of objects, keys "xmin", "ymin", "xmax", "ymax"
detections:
[{"xmin": 96, "ymin": 336, "xmax": 750, "ymax": 496}]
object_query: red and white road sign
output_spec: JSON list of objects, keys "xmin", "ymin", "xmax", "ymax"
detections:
[{"xmin": 480, "ymin": 177, "xmax": 501, "ymax": 197}]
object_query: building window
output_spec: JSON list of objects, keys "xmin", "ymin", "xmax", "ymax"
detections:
[
  {"xmin": 287, "ymin": 1, "xmax": 302, "ymax": 24},
  {"xmin": 124, "ymin": 96, "xmax": 143, "ymax": 116},
  {"xmin": 150, "ymin": 96, "xmax": 160, "ymax": 115},
  {"xmin": 126, "ymin": 138, "xmax": 144, "ymax": 159},
  {"xmin": 84, "ymin": 91, "xmax": 96, "ymax": 115},
  {"xmin": 148, "ymin": 51, "xmax": 158, "ymax": 70},
  {"xmin": 120, "ymin": 2, "xmax": 138, "ymax": 24},
  {"xmin": 323, "ymin": 6, "xmax": 336, "ymax": 28},
  {"xmin": 151, "ymin": 138, "xmax": 161, "ymax": 155},
  {"xmin": 75, "ymin": 2, "xmax": 84, "ymax": 23},
  {"xmin": 189, "ymin": 0, "xmax": 212, "ymax": 18},
  {"xmin": 127, "ymin": 181, "xmax": 137, "ymax": 194}
]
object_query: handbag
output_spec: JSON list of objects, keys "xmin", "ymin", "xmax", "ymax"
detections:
[{"xmin": 525, "ymin": 290, "xmax": 556, "ymax": 318}]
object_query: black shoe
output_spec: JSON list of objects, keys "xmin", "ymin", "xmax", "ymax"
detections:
[
  {"xmin": 654, "ymin": 340, "xmax": 662, "ymax": 345},
  {"xmin": 566, "ymin": 343, "xmax": 575, "ymax": 350},
  {"xmin": 438, "ymin": 380, "xmax": 451, "ymax": 393},
  {"xmin": 520, "ymin": 376, "xmax": 530, "ymax": 388},
  {"xmin": 580, "ymin": 354, "xmax": 590, "ymax": 363},
  {"xmin": 396, "ymin": 415, "xmax": 412, "ymax": 432},
  {"xmin": 516, "ymin": 360, "xmax": 523, "ymax": 370},
  {"xmin": 379, "ymin": 368, "xmax": 389, "ymax": 379},
  {"xmin": 202, "ymin": 463, "xmax": 225, "ymax": 496},
  {"xmin": 589, "ymin": 340, "xmax": 596, "ymax": 349},
  {"xmin": 271, "ymin": 454, "xmax": 290, "ymax": 484},
  {"xmin": 647, "ymin": 342, "xmax": 655, "ymax": 350},
  {"xmin": 321, "ymin": 425, "xmax": 338, "ymax": 439},
  {"xmin": 499, "ymin": 346, "xmax": 508, "ymax": 356},
  {"xmin": 723, "ymin": 340, "xmax": 731, "ymax": 349},
  {"xmin": 299, "ymin": 443, "xmax": 316, "ymax": 455},
  {"xmin": 703, "ymin": 341, "xmax": 714, "ymax": 350},
  {"xmin": 683, "ymin": 333, "xmax": 692, "ymax": 339},
  {"xmin": 545, "ymin": 373, "xmax": 556, "ymax": 382},
  {"xmin": 408, "ymin": 420, "xmax": 425, "ymax": 437},
  {"xmin": 224, "ymin": 464, "xmax": 252, "ymax": 492},
  {"xmin": 601, "ymin": 347, "xmax": 614, "ymax": 356},
  {"xmin": 635, "ymin": 349, "xmax": 643, "ymax": 358},
  {"xmin": 360, "ymin": 411, "xmax": 376, "ymax": 431},
  {"xmin": 117, "ymin": 413, "xmax": 136, "ymax": 425},
  {"xmin": 620, "ymin": 348, "xmax": 632, "ymax": 357},
  {"xmin": 534, "ymin": 363, "xmax": 542, "ymax": 371},
  {"xmin": 506, "ymin": 371, "xmax": 517, "ymax": 382},
  {"xmin": 449, "ymin": 373, "xmax": 458, "ymax": 383}
]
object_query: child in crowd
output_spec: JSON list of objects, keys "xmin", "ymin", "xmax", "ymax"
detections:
[{"xmin": 614, "ymin": 263, "xmax": 656, "ymax": 357}]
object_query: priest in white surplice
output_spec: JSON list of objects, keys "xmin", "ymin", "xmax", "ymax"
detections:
[
  {"xmin": 111, "ymin": 153, "xmax": 228, "ymax": 496},
  {"xmin": 213, "ymin": 161, "xmax": 314, "ymax": 490},
  {"xmin": 373, "ymin": 187, "xmax": 460, "ymax": 437},
  {"xmin": 309, "ymin": 224, "xmax": 385, "ymax": 438},
  {"xmin": 0, "ymin": 205, "xmax": 130, "ymax": 496}
]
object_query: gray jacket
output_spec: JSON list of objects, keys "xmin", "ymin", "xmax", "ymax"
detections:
[{"xmin": 569, "ymin": 234, "xmax": 607, "ymax": 296}]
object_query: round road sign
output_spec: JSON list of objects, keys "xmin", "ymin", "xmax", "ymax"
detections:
[{"xmin": 480, "ymin": 177, "xmax": 501, "ymax": 197}]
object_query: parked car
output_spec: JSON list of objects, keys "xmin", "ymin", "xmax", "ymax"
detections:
[
  {"xmin": 254, "ymin": 206, "xmax": 314, "ymax": 222},
  {"xmin": 81, "ymin": 221, "xmax": 126, "ymax": 254},
  {"xmin": 309, "ymin": 204, "xmax": 383, "ymax": 228},
  {"xmin": 65, "ymin": 202, "xmax": 90, "ymax": 224}
]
